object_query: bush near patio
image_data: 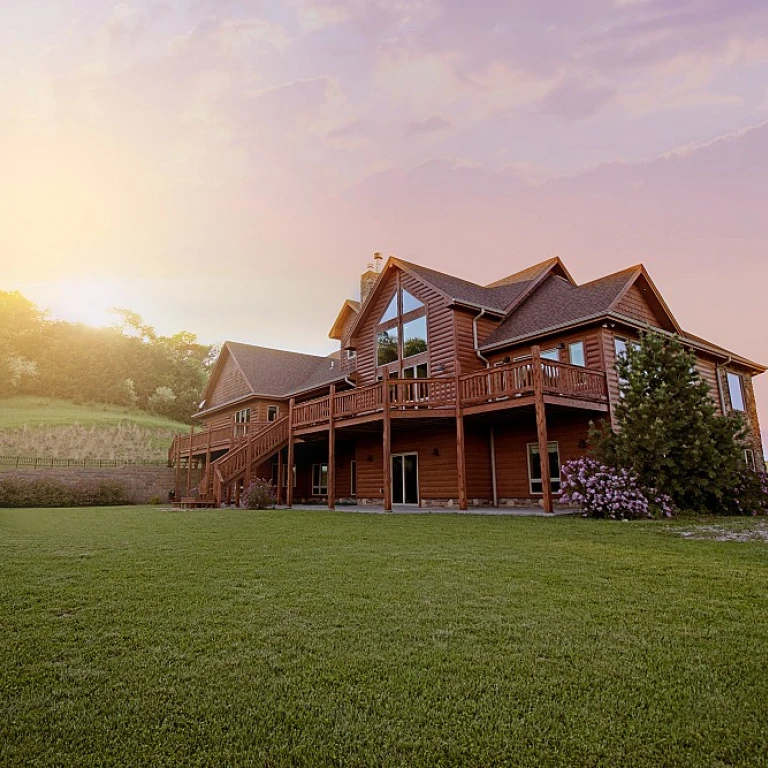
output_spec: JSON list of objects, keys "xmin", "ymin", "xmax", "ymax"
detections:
[{"xmin": 588, "ymin": 332, "xmax": 767, "ymax": 516}]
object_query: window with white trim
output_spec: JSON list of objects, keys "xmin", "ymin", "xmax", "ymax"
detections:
[
  {"xmin": 568, "ymin": 341, "xmax": 586, "ymax": 367},
  {"xmin": 234, "ymin": 408, "xmax": 250, "ymax": 436},
  {"xmin": 744, "ymin": 449, "xmax": 756, "ymax": 471},
  {"xmin": 312, "ymin": 464, "xmax": 328, "ymax": 495},
  {"xmin": 375, "ymin": 284, "xmax": 428, "ymax": 369},
  {"xmin": 267, "ymin": 405, "xmax": 279, "ymax": 422},
  {"xmin": 727, "ymin": 372, "xmax": 745, "ymax": 411},
  {"xmin": 527, "ymin": 442, "xmax": 561, "ymax": 495}
]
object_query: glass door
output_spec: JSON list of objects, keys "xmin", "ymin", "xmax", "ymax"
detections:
[{"xmin": 391, "ymin": 453, "xmax": 419, "ymax": 504}]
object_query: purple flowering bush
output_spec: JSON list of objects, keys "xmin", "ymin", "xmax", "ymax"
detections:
[
  {"xmin": 240, "ymin": 478, "xmax": 276, "ymax": 510},
  {"xmin": 560, "ymin": 457, "xmax": 674, "ymax": 520}
]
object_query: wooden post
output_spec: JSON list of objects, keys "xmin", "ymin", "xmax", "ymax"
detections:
[
  {"xmin": 455, "ymin": 373, "xmax": 468, "ymax": 511},
  {"xmin": 328, "ymin": 384, "xmax": 336, "ymax": 510},
  {"xmin": 532, "ymin": 345, "xmax": 553, "ymax": 514},
  {"xmin": 382, "ymin": 371, "xmax": 392, "ymax": 511},
  {"xmin": 286, "ymin": 398, "xmax": 295, "ymax": 508},
  {"xmin": 185, "ymin": 425, "xmax": 194, "ymax": 497},
  {"xmin": 205, "ymin": 426, "xmax": 212, "ymax": 498},
  {"xmin": 174, "ymin": 436, "xmax": 181, "ymax": 500},
  {"xmin": 276, "ymin": 449, "xmax": 284, "ymax": 505},
  {"xmin": 490, "ymin": 426, "xmax": 498, "ymax": 508},
  {"xmin": 245, "ymin": 435, "xmax": 253, "ymax": 490}
]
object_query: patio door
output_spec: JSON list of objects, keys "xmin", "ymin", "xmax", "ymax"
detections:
[{"xmin": 392, "ymin": 453, "xmax": 419, "ymax": 505}]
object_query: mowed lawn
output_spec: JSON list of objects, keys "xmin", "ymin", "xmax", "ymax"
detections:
[{"xmin": 1, "ymin": 508, "xmax": 766, "ymax": 767}]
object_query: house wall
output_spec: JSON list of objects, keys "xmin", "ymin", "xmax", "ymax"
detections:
[
  {"xmin": 203, "ymin": 397, "xmax": 287, "ymax": 431},
  {"xmin": 454, "ymin": 309, "xmax": 501, "ymax": 375},
  {"xmin": 206, "ymin": 352, "xmax": 251, "ymax": 409},
  {"xmin": 485, "ymin": 327, "xmax": 604, "ymax": 369},
  {"xmin": 614, "ymin": 283, "xmax": 658, "ymax": 325}
]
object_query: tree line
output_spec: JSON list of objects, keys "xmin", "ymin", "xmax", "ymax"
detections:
[{"xmin": 0, "ymin": 291, "xmax": 216, "ymax": 424}]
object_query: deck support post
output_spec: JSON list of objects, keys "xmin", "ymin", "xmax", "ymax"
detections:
[
  {"xmin": 205, "ymin": 428, "xmax": 212, "ymax": 499},
  {"xmin": 532, "ymin": 346, "xmax": 553, "ymax": 514},
  {"xmin": 185, "ymin": 425, "xmax": 194, "ymax": 497},
  {"xmin": 245, "ymin": 436, "xmax": 252, "ymax": 490},
  {"xmin": 174, "ymin": 436, "xmax": 181, "ymax": 500},
  {"xmin": 382, "ymin": 371, "xmax": 392, "ymax": 511},
  {"xmin": 276, "ymin": 449, "xmax": 283, "ymax": 505},
  {"xmin": 490, "ymin": 426, "xmax": 498, "ymax": 508},
  {"xmin": 286, "ymin": 398, "xmax": 295, "ymax": 508},
  {"xmin": 328, "ymin": 385, "xmax": 336, "ymax": 510},
  {"xmin": 455, "ymin": 373, "xmax": 468, "ymax": 511}
]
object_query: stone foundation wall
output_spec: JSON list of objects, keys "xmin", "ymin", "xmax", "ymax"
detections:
[{"xmin": 0, "ymin": 466, "xmax": 202, "ymax": 504}]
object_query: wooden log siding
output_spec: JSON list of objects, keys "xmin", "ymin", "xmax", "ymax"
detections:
[
  {"xmin": 614, "ymin": 283, "xmax": 660, "ymax": 326},
  {"xmin": 206, "ymin": 352, "xmax": 251, "ymax": 409},
  {"xmin": 454, "ymin": 309, "xmax": 500, "ymax": 375}
]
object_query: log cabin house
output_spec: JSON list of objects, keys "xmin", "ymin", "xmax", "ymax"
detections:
[{"xmin": 169, "ymin": 254, "xmax": 765, "ymax": 511}]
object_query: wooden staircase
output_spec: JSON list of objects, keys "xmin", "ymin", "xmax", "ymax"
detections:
[{"xmin": 211, "ymin": 416, "xmax": 289, "ymax": 504}]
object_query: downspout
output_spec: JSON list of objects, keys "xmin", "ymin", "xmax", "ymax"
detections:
[
  {"xmin": 716, "ymin": 356, "xmax": 731, "ymax": 415},
  {"xmin": 473, "ymin": 308, "xmax": 491, "ymax": 368}
]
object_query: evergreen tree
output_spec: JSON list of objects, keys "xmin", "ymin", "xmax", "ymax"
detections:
[{"xmin": 592, "ymin": 332, "xmax": 747, "ymax": 512}]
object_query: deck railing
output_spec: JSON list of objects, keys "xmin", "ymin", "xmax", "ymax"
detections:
[{"xmin": 175, "ymin": 360, "xmax": 608, "ymax": 464}]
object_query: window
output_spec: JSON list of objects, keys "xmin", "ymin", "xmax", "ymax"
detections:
[
  {"xmin": 744, "ymin": 449, "xmax": 756, "ymax": 471},
  {"xmin": 541, "ymin": 348, "xmax": 560, "ymax": 361},
  {"xmin": 727, "ymin": 372, "xmax": 745, "ymax": 411},
  {"xmin": 350, "ymin": 460, "xmax": 357, "ymax": 495},
  {"xmin": 267, "ymin": 405, "xmax": 279, "ymax": 422},
  {"xmin": 377, "ymin": 327, "xmax": 399, "ymax": 365},
  {"xmin": 346, "ymin": 349, "xmax": 356, "ymax": 359},
  {"xmin": 527, "ymin": 442, "xmax": 561, "ymax": 495},
  {"xmin": 380, "ymin": 294, "xmax": 398, "ymax": 324},
  {"xmin": 312, "ymin": 464, "xmax": 328, "ymax": 495},
  {"xmin": 403, "ymin": 363, "xmax": 428, "ymax": 379},
  {"xmin": 234, "ymin": 408, "xmax": 250, "ymax": 436},
  {"xmin": 375, "ymin": 283, "xmax": 428, "ymax": 368},
  {"xmin": 568, "ymin": 341, "xmax": 585, "ymax": 367},
  {"xmin": 403, "ymin": 316, "xmax": 428, "ymax": 358}
]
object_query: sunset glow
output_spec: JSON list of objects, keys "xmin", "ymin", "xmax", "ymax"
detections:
[{"xmin": 1, "ymin": 0, "xmax": 767, "ymax": 448}]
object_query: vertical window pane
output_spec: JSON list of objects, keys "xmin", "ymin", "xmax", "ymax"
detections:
[
  {"xmin": 541, "ymin": 348, "xmax": 559, "ymax": 361},
  {"xmin": 569, "ymin": 341, "xmax": 585, "ymax": 367},
  {"xmin": 727, "ymin": 372, "xmax": 745, "ymax": 411},
  {"xmin": 614, "ymin": 337, "xmax": 627, "ymax": 360},
  {"xmin": 377, "ymin": 327, "xmax": 399, "ymax": 365},
  {"xmin": 528, "ymin": 442, "xmax": 561, "ymax": 494},
  {"xmin": 402, "ymin": 315, "xmax": 428, "ymax": 358}
]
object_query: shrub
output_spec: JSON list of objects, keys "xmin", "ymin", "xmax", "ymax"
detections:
[
  {"xmin": 0, "ymin": 477, "xmax": 130, "ymax": 508},
  {"xmin": 240, "ymin": 478, "xmax": 276, "ymax": 510},
  {"xmin": 560, "ymin": 456, "xmax": 674, "ymax": 520},
  {"xmin": 733, "ymin": 470, "xmax": 768, "ymax": 516}
]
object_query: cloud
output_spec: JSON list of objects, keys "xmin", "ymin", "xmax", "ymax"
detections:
[
  {"xmin": 539, "ymin": 78, "xmax": 615, "ymax": 120},
  {"xmin": 406, "ymin": 115, "xmax": 452, "ymax": 135}
]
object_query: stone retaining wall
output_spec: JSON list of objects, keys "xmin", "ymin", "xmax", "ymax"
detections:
[{"xmin": 0, "ymin": 466, "xmax": 203, "ymax": 504}]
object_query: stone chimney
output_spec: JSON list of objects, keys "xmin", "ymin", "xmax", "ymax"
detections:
[{"xmin": 360, "ymin": 252, "xmax": 381, "ymax": 303}]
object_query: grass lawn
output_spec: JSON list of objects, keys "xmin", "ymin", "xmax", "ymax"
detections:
[{"xmin": 1, "ymin": 508, "xmax": 766, "ymax": 767}]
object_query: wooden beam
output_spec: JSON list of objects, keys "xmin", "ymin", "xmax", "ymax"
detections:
[
  {"xmin": 174, "ymin": 436, "xmax": 181, "ymax": 500},
  {"xmin": 490, "ymin": 426, "xmax": 498, "ymax": 508},
  {"xmin": 185, "ymin": 425, "xmax": 194, "ymax": 497},
  {"xmin": 245, "ymin": 435, "xmax": 252, "ymax": 490},
  {"xmin": 382, "ymin": 370, "xmax": 392, "ymax": 511},
  {"xmin": 328, "ymin": 384, "xmax": 336, "ymax": 510},
  {"xmin": 532, "ymin": 346, "xmax": 553, "ymax": 514},
  {"xmin": 455, "ymin": 373, "xmax": 468, "ymax": 511},
  {"xmin": 276, "ymin": 449, "xmax": 283, "ymax": 505},
  {"xmin": 286, "ymin": 397, "xmax": 295, "ymax": 508}
]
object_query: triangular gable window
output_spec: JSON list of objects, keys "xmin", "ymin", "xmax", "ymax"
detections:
[
  {"xmin": 379, "ymin": 294, "xmax": 398, "ymax": 324},
  {"xmin": 401, "ymin": 289, "xmax": 423, "ymax": 314}
]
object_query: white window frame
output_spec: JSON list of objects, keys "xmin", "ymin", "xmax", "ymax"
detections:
[
  {"xmin": 568, "ymin": 341, "xmax": 586, "ymax": 367},
  {"xmin": 267, "ymin": 405, "xmax": 279, "ymax": 422},
  {"xmin": 312, "ymin": 463, "xmax": 328, "ymax": 495},
  {"xmin": 744, "ymin": 449, "xmax": 756, "ymax": 472},
  {"xmin": 727, "ymin": 372, "xmax": 745, "ymax": 412},
  {"xmin": 527, "ymin": 441, "xmax": 561, "ymax": 495}
]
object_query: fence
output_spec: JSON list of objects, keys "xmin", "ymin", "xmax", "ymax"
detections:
[{"xmin": 0, "ymin": 455, "xmax": 169, "ymax": 469}]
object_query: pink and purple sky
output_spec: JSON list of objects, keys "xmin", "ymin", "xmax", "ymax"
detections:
[{"xmin": 2, "ymin": 1, "xmax": 767, "ymax": 447}]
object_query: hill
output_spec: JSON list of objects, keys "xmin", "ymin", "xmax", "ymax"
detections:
[{"xmin": 0, "ymin": 397, "xmax": 189, "ymax": 463}]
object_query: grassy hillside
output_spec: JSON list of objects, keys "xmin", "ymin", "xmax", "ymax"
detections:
[{"xmin": 0, "ymin": 397, "xmax": 189, "ymax": 462}]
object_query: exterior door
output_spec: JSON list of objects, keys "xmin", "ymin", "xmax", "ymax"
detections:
[{"xmin": 392, "ymin": 453, "xmax": 419, "ymax": 504}]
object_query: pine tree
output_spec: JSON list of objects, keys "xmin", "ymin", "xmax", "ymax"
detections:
[{"xmin": 593, "ymin": 332, "xmax": 746, "ymax": 512}]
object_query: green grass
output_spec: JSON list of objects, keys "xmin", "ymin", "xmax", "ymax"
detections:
[
  {"xmin": 0, "ymin": 396, "xmax": 188, "ymax": 430},
  {"xmin": 1, "ymin": 509, "xmax": 766, "ymax": 767}
]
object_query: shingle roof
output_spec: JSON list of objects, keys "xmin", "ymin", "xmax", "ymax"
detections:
[
  {"xmin": 226, "ymin": 341, "xmax": 345, "ymax": 398},
  {"xmin": 484, "ymin": 257, "xmax": 563, "ymax": 288},
  {"xmin": 397, "ymin": 259, "xmax": 533, "ymax": 312},
  {"xmin": 481, "ymin": 268, "xmax": 638, "ymax": 349}
]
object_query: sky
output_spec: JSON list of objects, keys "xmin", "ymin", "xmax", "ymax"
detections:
[{"xmin": 1, "ymin": 0, "xmax": 767, "ymax": 448}]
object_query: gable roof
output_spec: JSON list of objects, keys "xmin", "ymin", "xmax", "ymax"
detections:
[
  {"xmin": 480, "ymin": 267, "xmax": 640, "ymax": 350},
  {"xmin": 328, "ymin": 299, "xmax": 360, "ymax": 341},
  {"xmin": 197, "ymin": 341, "xmax": 347, "ymax": 416},
  {"xmin": 485, "ymin": 256, "xmax": 574, "ymax": 288}
]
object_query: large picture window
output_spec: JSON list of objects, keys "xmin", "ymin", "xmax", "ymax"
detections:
[
  {"xmin": 527, "ymin": 442, "xmax": 561, "ymax": 495},
  {"xmin": 375, "ymin": 283, "xmax": 428, "ymax": 369}
]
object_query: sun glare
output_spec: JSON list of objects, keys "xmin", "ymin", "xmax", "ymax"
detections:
[{"xmin": 36, "ymin": 277, "xmax": 128, "ymax": 329}]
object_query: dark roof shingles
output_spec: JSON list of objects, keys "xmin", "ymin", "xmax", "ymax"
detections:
[{"xmin": 481, "ymin": 269, "xmax": 637, "ymax": 349}]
